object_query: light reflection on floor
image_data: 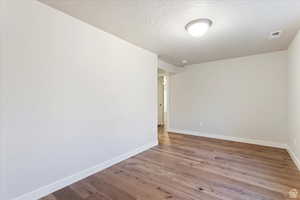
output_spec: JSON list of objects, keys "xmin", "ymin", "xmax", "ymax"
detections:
[{"xmin": 158, "ymin": 126, "xmax": 171, "ymax": 145}]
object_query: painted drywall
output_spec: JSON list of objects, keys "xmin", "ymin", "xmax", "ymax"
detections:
[
  {"xmin": 1, "ymin": 0, "xmax": 157, "ymax": 199},
  {"xmin": 169, "ymin": 51, "xmax": 288, "ymax": 145},
  {"xmin": 158, "ymin": 59, "xmax": 184, "ymax": 74},
  {"xmin": 39, "ymin": 0, "xmax": 300, "ymax": 66},
  {"xmin": 0, "ymin": 0, "xmax": 5, "ymax": 198},
  {"xmin": 288, "ymin": 30, "xmax": 300, "ymax": 165}
]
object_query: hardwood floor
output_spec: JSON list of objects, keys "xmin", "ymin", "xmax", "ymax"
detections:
[{"xmin": 41, "ymin": 127, "xmax": 300, "ymax": 200}]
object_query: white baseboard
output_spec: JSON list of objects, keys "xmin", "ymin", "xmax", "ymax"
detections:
[
  {"xmin": 286, "ymin": 146, "xmax": 300, "ymax": 170},
  {"xmin": 168, "ymin": 128, "xmax": 300, "ymax": 171},
  {"xmin": 12, "ymin": 141, "xmax": 158, "ymax": 200},
  {"xmin": 167, "ymin": 128, "xmax": 287, "ymax": 149},
  {"xmin": 10, "ymin": 130, "xmax": 300, "ymax": 200}
]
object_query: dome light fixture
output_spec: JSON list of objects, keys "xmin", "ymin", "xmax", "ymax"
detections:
[{"xmin": 185, "ymin": 18, "xmax": 213, "ymax": 37}]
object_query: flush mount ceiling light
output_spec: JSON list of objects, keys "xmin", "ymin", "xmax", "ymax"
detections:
[{"xmin": 185, "ymin": 18, "xmax": 213, "ymax": 37}]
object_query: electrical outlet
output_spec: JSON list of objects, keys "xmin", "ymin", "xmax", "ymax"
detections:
[{"xmin": 199, "ymin": 122, "xmax": 203, "ymax": 127}]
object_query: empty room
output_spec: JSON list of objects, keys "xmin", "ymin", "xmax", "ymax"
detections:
[{"xmin": 1, "ymin": 0, "xmax": 300, "ymax": 200}]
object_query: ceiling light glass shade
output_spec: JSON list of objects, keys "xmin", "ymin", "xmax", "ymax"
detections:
[{"xmin": 185, "ymin": 19, "xmax": 212, "ymax": 37}]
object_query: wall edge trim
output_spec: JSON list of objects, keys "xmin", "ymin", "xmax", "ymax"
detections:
[
  {"xmin": 168, "ymin": 128, "xmax": 300, "ymax": 170},
  {"xmin": 12, "ymin": 140, "xmax": 158, "ymax": 200},
  {"xmin": 167, "ymin": 128, "xmax": 287, "ymax": 149},
  {"xmin": 286, "ymin": 146, "xmax": 300, "ymax": 170}
]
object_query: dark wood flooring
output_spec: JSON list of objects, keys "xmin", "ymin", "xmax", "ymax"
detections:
[{"xmin": 41, "ymin": 127, "xmax": 300, "ymax": 200}]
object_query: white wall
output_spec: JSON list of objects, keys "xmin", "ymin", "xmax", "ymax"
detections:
[
  {"xmin": 169, "ymin": 51, "xmax": 288, "ymax": 145},
  {"xmin": 158, "ymin": 59, "xmax": 184, "ymax": 74},
  {"xmin": 1, "ymin": 0, "xmax": 157, "ymax": 199},
  {"xmin": 0, "ymin": 0, "xmax": 5, "ymax": 198},
  {"xmin": 288, "ymin": 31, "xmax": 300, "ymax": 165}
]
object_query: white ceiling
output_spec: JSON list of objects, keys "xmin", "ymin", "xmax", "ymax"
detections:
[{"xmin": 39, "ymin": 0, "xmax": 300, "ymax": 66}]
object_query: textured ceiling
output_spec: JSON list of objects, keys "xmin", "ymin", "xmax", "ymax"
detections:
[{"xmin": 39, "ymin": 0, "xmax": 300, "ymax": 66}]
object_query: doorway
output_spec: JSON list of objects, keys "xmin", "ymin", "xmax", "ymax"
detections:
[
  {"xmin": 158, "ymin": 68, "xmax": 169, "ymax": 143},
  {"xmin": 158, "ymin": 69, "xmax": 168, "ymax": 126},
  {"xmin": 158, "ymin": 75, "xmax": 164, "ymax": 127}
]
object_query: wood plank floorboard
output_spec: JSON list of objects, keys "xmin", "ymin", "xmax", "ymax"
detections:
[{"xmin": 41, "ymin": 127, "xmax": 300, "ymax": 200}]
